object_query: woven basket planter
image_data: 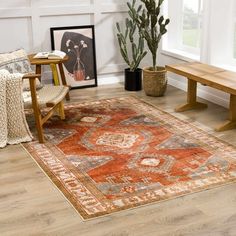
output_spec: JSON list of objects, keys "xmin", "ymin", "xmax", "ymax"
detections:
[{"xmin": 143, "ymin": 66, "xmax": 167, "ymax": 97}]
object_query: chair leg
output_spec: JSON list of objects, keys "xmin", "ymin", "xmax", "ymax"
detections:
[
  {"xmin": 37, "ymin": 127, "xmax": 45, "ymax": 143},
  {"xmin": 33, "ymin": 112, "xmax": 45, "ymax": 143},
  {"xmin": 29, "ymin": 78, "xmax": 45, "ymax": 143},
  {"xmin": 58, "ymin": 101, "xmax": 65, "ymax": 120},
  {"xmin": 50, "ymin": 64, "xmax": 60, "ymax": 86}
]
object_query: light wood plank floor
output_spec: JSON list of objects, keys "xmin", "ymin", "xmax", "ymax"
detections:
[{"xmin": 1, "ymin": 83, "xmax": 236, "ymax": 236}]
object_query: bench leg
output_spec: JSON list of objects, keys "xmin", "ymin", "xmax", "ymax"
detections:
[
  {"xmin": 215, "ymin": 94, "xmax": 236, "ymax": 131},
  {"xmin": 175, "ymin": 79, "xmax": 208, "ymax": 112}
]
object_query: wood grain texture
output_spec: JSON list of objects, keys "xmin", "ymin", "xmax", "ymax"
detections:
[
  {"xmin": 1, "ymin": 84, "xmax": 236, "ymax": 236},
  {"xmin": 166, "ymin": 62, "xmax": 236, "ymax": 95},
  {"xmin": 166, "ymin": 62, "xmax": 236, "ymax": 131},
  {"xmin": 175, "ymin": 79, "xmax": 208, "ymax": 112}
]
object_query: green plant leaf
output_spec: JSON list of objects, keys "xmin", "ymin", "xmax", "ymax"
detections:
[
  {"xmin": 127, "ymin": 2, "xmax": 132, "ymax": 10},
  {"xmin": 158, "ymin": 0, "xmax": 164, "ymax": 6},
  {"xmin": 116, "ymin": 22, "xmax": 121, "ymax": 32},
  {"xmin": 137, "ymin": 5, "xmax": 142, "ymax": 12},
  {"xmin": 165, "ymin": 18, "xmax": 170, "ymax": 25},
  {"xmin": 151, "ymin": 15, "xmax": 157, "ymax": 28},
  {"xmin": 158, "ymin": 16, "xmax": 164, "ymax": 25},
  {"xmin": 125, "ymin": 28, "xmax": 128, "ymax": 39}
]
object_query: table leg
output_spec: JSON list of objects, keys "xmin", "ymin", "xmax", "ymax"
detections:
[
  {"xmin": 58, "ymin": 63, "xmax": 70, "ymax": 100},
  {"xmin": 215, "ymin": 94, "xmax": 236, "ymax": 131},
  {"xmin": 50, "ymin": 64, "xmax": 60, "ymax": 86},
  {"xmin": 175, "ymin": 78, "xmax": 208, "ymax": 112}
]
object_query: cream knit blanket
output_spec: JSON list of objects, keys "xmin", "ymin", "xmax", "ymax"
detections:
[{"xmin": 0, "ymin": 70, "xmax": 32, "ymax": 148}]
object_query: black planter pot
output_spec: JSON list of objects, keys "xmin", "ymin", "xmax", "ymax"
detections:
[{"xmin": 124, "ymin": 68, "xmax": 142, "ymax": 91}]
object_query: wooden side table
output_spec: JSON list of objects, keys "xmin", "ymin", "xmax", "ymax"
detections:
[{"xmin": 28, "ymin": 54, "xmax": 70, "ymax": 100}]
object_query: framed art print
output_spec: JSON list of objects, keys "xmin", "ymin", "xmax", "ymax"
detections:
[{"xmin": 50, "ymin": 25, "xmax": 97, "ymax": 89}]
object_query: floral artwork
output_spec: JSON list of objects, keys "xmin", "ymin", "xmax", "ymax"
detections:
[
  {"xmin": 66, "ymin": 39, "xmax": 88, "ymax": 81},
  {"xmin": 50, "ymin": 25, "xmax": 97, "ymax": 89}
]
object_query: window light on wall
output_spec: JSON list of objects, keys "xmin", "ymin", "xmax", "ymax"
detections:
[
  {"xmin": 233, "ymin": 22, "xmax": 236, "ymax": 60},
  {"xmin": 182, "ymin": 0, "xmax": 202, "ymax": 50},
  {"xmin": 162, "ymin": 0, "xmax": 203, "ymax": 61},
  {"xmin": 163, "ymin": 0, "xmax": 236, "ymax": 71}
]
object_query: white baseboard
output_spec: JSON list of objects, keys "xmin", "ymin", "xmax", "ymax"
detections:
[
  {"xmin": 41, "ymin": 71, "xmax": 124, "ymax": 86},
  {"xmin": 98, "ymin": 73, "xmax": 124, "ymax": 85},
  {"xmin": 168, "ymin": 76, "xmax": 229, "ymax": 108}
]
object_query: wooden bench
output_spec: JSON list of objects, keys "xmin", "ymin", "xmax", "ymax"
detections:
[{"xmin": 165, "ymin": 62, "xmax": 236, "ymax": 131}]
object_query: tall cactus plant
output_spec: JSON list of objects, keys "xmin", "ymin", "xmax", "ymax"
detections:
[
  {"xmin": 130, "ymin": 0, "xmax": 170, "ymax": 71},
  {"xmin": 116, "ymin": 0, "xmax": 147, "ymax": 72}
]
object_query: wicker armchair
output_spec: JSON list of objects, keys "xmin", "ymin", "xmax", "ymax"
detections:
[{"xmin": 23, "ymin": 73, "xmax": 69, "ymax": 143}]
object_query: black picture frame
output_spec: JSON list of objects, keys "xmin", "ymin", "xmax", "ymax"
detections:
[{"xmin": 50, "ymin": 25, "xmax": 97, "ymax": 89}]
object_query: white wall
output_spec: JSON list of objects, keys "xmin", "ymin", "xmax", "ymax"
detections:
[
  {"xmin": 0, "ymin": 0, "xmax": 230, "ymax": 108},
  {"xmin": 0, "ymin": 0, "xmax": 142, "ymax": 84}
]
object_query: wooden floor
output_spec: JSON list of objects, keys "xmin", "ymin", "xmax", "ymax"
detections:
[{"xmin": 1, "ymin": 83, "xmax": 236, "ymax": 236}]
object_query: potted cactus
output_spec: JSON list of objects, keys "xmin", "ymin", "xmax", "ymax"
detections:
[
  {"xmin": 130, "ymin": 0, "xmax": 170, "ymax": 96},
  {"xmin": 116, "ymin": 0, "xmax": 147, "ymax": 91}
]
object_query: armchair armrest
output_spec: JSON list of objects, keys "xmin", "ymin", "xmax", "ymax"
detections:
[
  {"xmin": 22, "ymin": 73, "xmax": 42, "ymax": 114},
  {"xmin": 23, "ymin": 73, "xmax": 41, "ymax": 80}
]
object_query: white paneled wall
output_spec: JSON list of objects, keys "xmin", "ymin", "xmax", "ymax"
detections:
[
  {"xmin": 1, "ymin": 0, "xmax": 231, "ymax": 108},
  {"xmin": 0, "ymin": 0, "xmax": 133, "ymax": 83}
]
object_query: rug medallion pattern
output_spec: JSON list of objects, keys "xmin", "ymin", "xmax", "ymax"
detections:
[{"xmin": 24, "ymin": 97, "xmax": 236, "ymax": 219}]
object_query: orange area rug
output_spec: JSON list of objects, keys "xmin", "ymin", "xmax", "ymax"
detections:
[{"xmin": 23, "ymin": 97, "xmax": 236, "ymax": 220}]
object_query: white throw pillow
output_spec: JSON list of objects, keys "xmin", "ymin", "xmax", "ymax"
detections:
[{"xmin": 0, "ymin": 49, "xmax": 43, "ymax": 91}]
